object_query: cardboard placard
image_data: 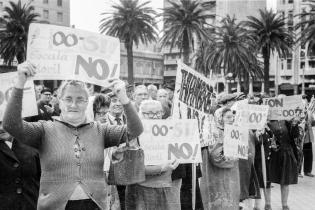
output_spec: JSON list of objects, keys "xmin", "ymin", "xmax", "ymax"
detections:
[
  {"xmin": 263, "ymin": 95, "xmax": 304, "ymax": 120},
  {"xmin": 234, "ymin": 104, "xmax": 269, "ymax": 130},
  {"xmin": 0, "ymin": 72, "xmax": 37, "ymax": 120},
  {"xmin": 139, "ymin": 119, "xmax": 202, "ymax": 165},
  {"xmin": 172, "ymin": 60, "xmax": 215, "ymax": 148},
  {"xmin": 223, "ymin": 124, "xmax": 249, "ymax": 159},
  {"xmin": 27, "ymin": 23, "xmax": 120, "ymax": 87}
]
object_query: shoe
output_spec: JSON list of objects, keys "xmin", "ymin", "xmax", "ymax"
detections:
[
  {"xmin": 305, "ymin": 173, "xmax": 315, "ymax": 177},
  {"xmin": 282, "ymin": 206, "xmax": 290, "ymax": 210},
  {"xmin": 298, "ymin": 173, "xmax": 304, "ymax": 178},
  {"xmin": 264, "ymin": 204, "xmax": 272, "ymax": 210}
]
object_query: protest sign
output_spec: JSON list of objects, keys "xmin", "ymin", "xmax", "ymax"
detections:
[
  {"xmin": 27, "ymin": 23, "xmax": 120, "ymax": 87},
  {"xmin": 223, "ymin": 124, "xmax": 249, "ymax": 159},
  {"xmin": 139, "ymin": 119, "xmax": 202, "ymax": 165},
  {"xmin": 234, "ymin": 104, "xmax": 269, "ymax": 130},
  {"xmin": 0, "ymin": 72, "xmax": 37, "ymax": 120},
  {"xmin": 172, "ymin": 60, "xmax": 215, "ymax": 148},
  {"xmin": 263, "ymin": 95, "xmax": 304, "ymax": 120}
]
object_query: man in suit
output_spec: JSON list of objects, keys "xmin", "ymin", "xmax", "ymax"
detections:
[
  {"xmin": 0, "ymin": 122, "xmax": 41, "ymax": 210},
  {"xmin": 104, "ymin": 92, "xmax": 127, "ymax": 209}
]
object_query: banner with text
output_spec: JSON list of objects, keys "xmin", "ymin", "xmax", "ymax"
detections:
[
  {"xmin": 0, "ymin": 72, "xmax": 37, "ymax": 120},
  {"xmin": 263, "ymin": 95, "xmax": 304, "ymax": 120},
  {"xmin": 172, "ymin": 60, "xmax": 215, "ymax": 148},
  {"xmin": 234, "ymin": 104, "xmax": 269, "ymax": 130},
  {"xmin": 139, "ymin": 119, "xmax": 202, "ymax": 165},
  {"xmin": 223, "ymin": 124, "xmax": 249, "ymax": 159},
  {"xmin": 27, "ymin": 23, "xmax": 120, "ymax": 87}
]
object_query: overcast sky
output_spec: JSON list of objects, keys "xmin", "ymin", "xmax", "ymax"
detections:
[{"xmin": 70, "ymin": 0, "xmax": 276, "ymax": 33}]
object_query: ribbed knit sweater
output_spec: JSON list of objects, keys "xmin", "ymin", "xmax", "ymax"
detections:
[{"xmin": 3, "ymin": 88, "xmax": 143, "ymax": 210}]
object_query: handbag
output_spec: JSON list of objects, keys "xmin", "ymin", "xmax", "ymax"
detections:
[{"xmin": 108, "ymin": 137, "xmax": 145, "ymax": 185}]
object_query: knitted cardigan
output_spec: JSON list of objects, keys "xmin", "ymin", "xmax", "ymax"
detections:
[{"xmin": 3, "ymin": 88, "xmax": 143, "ymax": 210}]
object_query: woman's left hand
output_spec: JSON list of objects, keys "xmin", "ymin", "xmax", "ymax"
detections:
[{"xmin": 107, "ymin": 79, "xmax": 130, "ymax": 105}]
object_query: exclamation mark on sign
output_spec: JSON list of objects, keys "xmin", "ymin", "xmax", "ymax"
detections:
[
  {"xmin": 192, "ymin": 144, "xmax": 199, "ymax": 160},
  {"xmin": 110, "ymin": 64, "xmax": 118, "ymax": 78}
]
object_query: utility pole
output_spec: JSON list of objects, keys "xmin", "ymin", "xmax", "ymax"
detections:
[{"xmin": 302, "ymin": 64, "xmax": 305, "ymax": 95}]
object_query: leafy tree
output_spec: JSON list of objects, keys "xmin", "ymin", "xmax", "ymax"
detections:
[
  {"xmin": 245, "ymin": 9, "xmax": 293, "ymax": 94},
  {"xmin": 160, "ymin": 0, "xmax": 215, "ymax": 65},
  {"xmin": 0, "ymin": 0, "xmax": 39, "ymax": 65},
  {"xmin": 100, "ymin": 0, "xmax": 157, "ymax": 86}
]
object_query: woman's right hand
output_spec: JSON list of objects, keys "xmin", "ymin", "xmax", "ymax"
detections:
[
  {"xmin": 16, "ymin": 61, "xmax": 36, "ymax": 89},
  {"xmin": 161, "ymin": 159, "xmax": 179, "ymax": 172}
]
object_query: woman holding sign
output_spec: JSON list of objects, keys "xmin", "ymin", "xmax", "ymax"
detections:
[
  {"xmin": 201, "ymin": 107, "xmax": 240, "ymax": 210},
  {"xmin": 125, "ymin": 100, "xmax": 180, "ymax": 210},
  {"xmin": 2, "ymin": 61, "xmax": 143, "ymax": 210},
  {"xmin": 268, "ymin": 118, "xmax": 300, "ymax": 210}
]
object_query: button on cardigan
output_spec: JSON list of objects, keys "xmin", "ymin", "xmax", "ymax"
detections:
[{"xmin": 3, "ymin": 88, "xmax": 143, "ymax": 210}]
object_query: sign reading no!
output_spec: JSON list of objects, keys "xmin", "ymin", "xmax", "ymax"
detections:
[
  {"xmin": 139, "ymin": 119, "xmax": 202, "ymax": 165},
  {"xmin": 27, "ymin": 23, "xmax": 120, "ymax": 87}
]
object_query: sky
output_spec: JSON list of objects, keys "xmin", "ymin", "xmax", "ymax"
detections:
[
  {"xmin": 70, "ymin": 0, "xmax": 276, "ymax": 34},
  {"xmin": 70, "ymin": 0, "xmax": 163, "ymax": 33}
]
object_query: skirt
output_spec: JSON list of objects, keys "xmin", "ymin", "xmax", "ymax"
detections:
[
  {"xmin": 270, "ymin": 148, "xmax": 298, "ymax": 185},
  {"xmin": 125, "ymin": 184, "xmax": 180, "ymax": 210}
]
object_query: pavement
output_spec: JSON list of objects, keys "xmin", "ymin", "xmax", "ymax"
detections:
[{"xmin": 253, "ymin": 143, "xmax": 315, "ymax": 210}]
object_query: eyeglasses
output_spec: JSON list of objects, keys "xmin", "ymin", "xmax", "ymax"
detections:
[
  {"xmin": 142, "ymin": 111, "xmax": 163, "ymax": 119},
  {"xmin": 61, "ymin": 98, "xmax": 88, "ymax": 106},
  {"xmin": 95, "ymin": 111, "xmax": 108, "ymax": 117},
  {"xmin": 43, "ymin": 93, "xmax": 51, "ymax": 96}
]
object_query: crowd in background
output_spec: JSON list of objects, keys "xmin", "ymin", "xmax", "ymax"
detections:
[{"xmin": 0, "ymin": 62, "xmax": 314, "ymax": 210}]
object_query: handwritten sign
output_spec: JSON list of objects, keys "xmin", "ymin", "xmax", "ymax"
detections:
[
  {"xmin": 0, "ymin": 72, "xmax": 37, "ymax": 120},
  {"xmin": 263, "ymin": 95, "xmax": 304, "ymax": 120},
  {"xmin": 139, "ymin": 119, "xmax": 202, "ymax": 165},
  {"xmin": 234, "ymin": 104, "xmax": 269, "ymax": 129},
  {"xmin": 27, "ymin": 23, "xmax": 120, "ymax": 87},
  {"xmin": 172, "ymin": 60, "xmax": 215, "ymax": 148},
  {"xmin": 223, "ymin": 124, "xmax": 249, "ymax": 159}
]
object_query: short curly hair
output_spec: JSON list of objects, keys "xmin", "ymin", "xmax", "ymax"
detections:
[{"xmin": 93, "ymin": 94, "xmax": 111, "ymax": 115}]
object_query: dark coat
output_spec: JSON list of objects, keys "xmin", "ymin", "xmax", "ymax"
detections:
[{"xmin": 0, "ymin": 139, "xmax": 41, "ymax": 210}]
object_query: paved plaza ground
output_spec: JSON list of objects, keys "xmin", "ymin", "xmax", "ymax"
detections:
[{"xmin": 254, "ymin": 143, "xmax": 315, "ymax": 210}]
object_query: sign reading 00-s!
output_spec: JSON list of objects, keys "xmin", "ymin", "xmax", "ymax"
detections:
[
  {"xmin": 223, "ymin": 124, "xmax": 249, "ymax": 160},
  {"xmin": 139, "ymin": 119, "xmax": 202, "ymax": 165},
  {"xmin": 234, "ymin": 104, "xmax": 269, "ymax": 130},
  {"xmin": 27, "ymin": 23, "xmax": 120, "ymax": 87}
]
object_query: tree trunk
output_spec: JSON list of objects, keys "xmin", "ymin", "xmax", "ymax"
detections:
[
  {"xmin": 183, "ymin": 31, "xmax": 190, "ymax": 65},
  {"xmin": 125, "ymin": 41, "xmax": 134, "ymax": 87},
  {"xmin": 237, "ymin": 75, "xmax": 241, "ymax": 93},
  {"xmin": 262, "ymin": 47, "xmax": 270, "ymax": 94},
  {"xmin": 249, "ymin": 76, "xmax": 253, "ymax": 96}
]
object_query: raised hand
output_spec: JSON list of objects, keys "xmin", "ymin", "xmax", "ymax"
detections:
[
  {"xmin": 106, "ymin": 79, "xmax": 130, "ymax": 105},
  {"xmin": 16, "ymin": 61, "xmax": 36, "ymax": 89}
]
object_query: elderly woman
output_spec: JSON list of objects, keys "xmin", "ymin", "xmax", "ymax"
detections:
[
  {"xmin": 2, "ymin": 61, "xmax": 143, "ymax": 210},
  {"xmin": 125, "ymin": 100, "xmax": 180, "ymax": 210},
  {"xmin": 201, "ymin": 107, "xmax": 240, "ymax": 210}
]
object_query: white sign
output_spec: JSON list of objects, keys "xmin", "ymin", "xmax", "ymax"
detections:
[
  {"xmin": 0, "ymin": 72, "xmax": 37, "ymax": 120},
  {"xmin": 234, "ymin": 104, "xmax": 269, "ymax": 130},
  {"xmin": 223, "ymin": 124, "xmax": 249, "ymax": 159},
  {"xmin": 172, "ymin": 60, "xmax": 215, "ymax": 148},
  {"xmin": 263, "ymin": 95, "xmax": 304, "ymax": 120},
  {"xmin": 139, "ymin": 119, "xmax": 202, "ymax": 165},
  {"xmin": 27, "ymin": 23, "xmax": 120, "ymax": 87}
]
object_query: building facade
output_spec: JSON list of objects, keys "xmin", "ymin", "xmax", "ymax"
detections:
[
  {"xmin": 0, "ymin": 0, "xmax": 70, "ymax": 26},
  {"xmin": 271, "ymin": 0, "xmax": 315, "ymax": 96}
]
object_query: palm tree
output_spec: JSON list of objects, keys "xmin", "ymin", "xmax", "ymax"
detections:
[
  {"xmin": 245, "ymin": 9, "xmax": 294, "ymax": 94},
  {"xmin": 0, "ymin": 0, "xmax": 39, "ymax": 65},
  {"xmin": 198, "ymin": 15, "xmax": 263, "ymax": 93},
  {"xmin": 99, "ymin": 0, "xmax": 157, "ymax": 86},
  {"xmin": 160, "ymin": 0, "xmax": 215, "ymax": 65},
  {"xmin": 296, "ymin": 0, "xmax": 315, "ymax": 56}
]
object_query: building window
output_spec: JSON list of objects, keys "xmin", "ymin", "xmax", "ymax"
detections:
[
  {"xmin": 57, "ymin": 12, "xmax": 63, "ymax": 22},
  {"xmin": 301, "ymin": 62, "xmax": 305, "ymax": 69},
  {"xmin": 287, "ymin": 59, "xmax": 292, "ymax": 70},
  {"xmin": 0, "ymin": 2, "xmax": 3, "ymax": 7},
  {"xmin": 282, "ymin": 0, "xmax": 285, "ymax": 4},
  {"xmin": 288, "ymin": 11, "xmax": 293, "ymax": 25},
  {"xmin": 288, "ymin": 0, "xmax": 293, "ymax": 3},
  {"xmin": 43, "ymin": 10, "xmax": 49, "ymax": 19},
  {"xmin": 57, "ymin": 0, "xmax": 62, "ymax": 6},
  {"xmin": 43, "ymin": 0, "xmax": 48, "ymax": 4},
  {"xmin": 281, "ymin": 62, "xmax": 284, "ymax": 70}
]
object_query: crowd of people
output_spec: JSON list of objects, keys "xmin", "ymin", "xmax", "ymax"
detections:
[{"xmin": 0, "ymin": 61, "xmax": 314, "ymax": 210}]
